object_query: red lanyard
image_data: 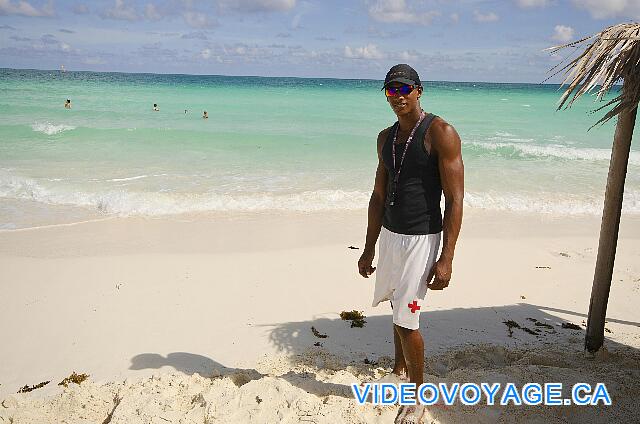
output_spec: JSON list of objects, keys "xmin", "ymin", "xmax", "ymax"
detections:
[{"xmin": 391, "ymin": 111, "xmax": 426, "ymax": 184}]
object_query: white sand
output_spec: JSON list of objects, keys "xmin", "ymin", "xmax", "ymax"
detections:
[{"xmin": 1, "ymin": 210, "xmax": 639, "ymax": 423}]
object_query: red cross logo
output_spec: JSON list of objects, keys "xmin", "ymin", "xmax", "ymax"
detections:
[{"xmin": 408, "ymin": 300, "xmax": 420, "ymax": 313}]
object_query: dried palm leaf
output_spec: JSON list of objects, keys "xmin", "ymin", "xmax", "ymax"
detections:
[{"xmin": 545, "ymin": 23, "xmax": 640, "ymax": 127}]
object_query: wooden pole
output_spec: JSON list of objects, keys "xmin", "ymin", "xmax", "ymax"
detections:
[{"xmin": 585, "ymin": 87, "xmax": 637, "ymax": 353}]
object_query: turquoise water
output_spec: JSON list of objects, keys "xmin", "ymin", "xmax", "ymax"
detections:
[{"xmin": 1, "ymin": 68, "xmax": 639, "ymax": 229}]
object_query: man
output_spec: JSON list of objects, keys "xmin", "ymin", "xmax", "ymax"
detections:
[{"xmin": 358, "ymin": 64, "xmax": 464, "ymax": 423}]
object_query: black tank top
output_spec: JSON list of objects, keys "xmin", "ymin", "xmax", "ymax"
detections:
[{"xmin": 381, "ymin": 113, "xmax": 442, "ymax": 235}]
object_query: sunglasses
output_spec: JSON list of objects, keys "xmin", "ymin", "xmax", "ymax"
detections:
[{"xmin": 385, "ymin": 85, "xmax": 415, "ymax": 97}]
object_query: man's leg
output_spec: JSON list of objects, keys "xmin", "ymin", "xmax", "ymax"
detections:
[
  {"xmin": 393, "ymin": 325, "xmax": 427, "ymax": 424},
  {"xmin": 394, "ymin": 324, "xmax": 424, "ymax": 386},
  {"xmin": 392, "ymin": 324, "xmax": 407, "ymax": 376}
]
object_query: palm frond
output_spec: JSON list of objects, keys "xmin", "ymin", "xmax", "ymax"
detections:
[{"xmin": 545, "ymin": 23, "xmax": 640, "ymax": 127}]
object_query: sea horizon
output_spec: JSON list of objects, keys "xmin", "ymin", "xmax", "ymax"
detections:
[{"xmin": 0, "ymin": 66, "xmax": 587, "ymax": 87}]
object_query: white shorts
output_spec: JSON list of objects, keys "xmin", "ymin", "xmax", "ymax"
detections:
[{"xmin": 372, "ymin": 227, "xmax": 441, "ymax": 330}]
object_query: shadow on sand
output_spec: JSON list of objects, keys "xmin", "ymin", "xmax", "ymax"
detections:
[{"xmin": 130, "ymin": 303, "xmax": 640, "ymax": 422}]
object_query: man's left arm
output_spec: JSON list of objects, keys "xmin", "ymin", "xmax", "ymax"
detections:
[{"xmin": 427, "ymin": 119, "xmax": 464, "ymax": 290}]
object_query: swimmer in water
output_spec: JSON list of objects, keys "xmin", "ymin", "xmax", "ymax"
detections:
[
  {"xmin": 153, "ymin": 103, "xmax": 159, "ymax": 111},
  {"xmin": 64, "ymin": 99, "xmax": 71, "ymax": 109},
  {"xmin": 203, "ymin": 111, "xmax": 208, "ymax": 119}
]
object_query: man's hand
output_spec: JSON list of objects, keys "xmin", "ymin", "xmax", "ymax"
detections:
[
  {"xmin": 426, "ymin": 258, "xmax": 452, "ymax": 290},
  {"xmin": 358, "ymin": 249, "xmax": 376, "ymax": 278}
]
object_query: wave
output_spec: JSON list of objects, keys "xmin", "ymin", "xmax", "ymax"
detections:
[
  {"xmin": 107, "ymin": 175, "xmax": 150, "ymax": 182},
  {"xmin": 466, "ymin": 141, "xmax": 640, "ymax": 165},
  {"xmin": 31, "ymin": 122, "xmax": 76, "ymax": 136},
  {"xmin": 465, "ymin": 191, "xmax": 640, "ymax": 215},
  {"xmin": 0, "ymin": 172, "xmax": 370, "ymax": 215},
  {"xmin": 2, "ymin": 171, "xmax": 639, "ymax": 216}
]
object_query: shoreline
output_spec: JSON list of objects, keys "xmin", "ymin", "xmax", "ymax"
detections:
[
  {"xmin": 5, "ymin": 206, "xmax": 640, "ymax": 247},
  {"xmin": 1, "ymin": 209, "xmax": 639, "ymax": 421}
]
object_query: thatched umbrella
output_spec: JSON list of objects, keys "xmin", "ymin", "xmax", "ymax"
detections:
[{"xmin": 547, "ymin": 23, "xmax": 640, "ymax": 353}]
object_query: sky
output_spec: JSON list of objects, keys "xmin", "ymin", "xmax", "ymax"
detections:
[{"xmin": 0, "ymin": 0, "xmax": 638, "ymax": 82}]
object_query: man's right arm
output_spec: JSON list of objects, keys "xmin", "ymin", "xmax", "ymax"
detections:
[{"xmin": 358, "ymin": 129, "xmax": 389, "ymax": 278}]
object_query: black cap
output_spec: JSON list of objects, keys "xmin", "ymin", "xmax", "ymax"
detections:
[{"xmin": 382, "ymin": 64, "xmax": 421, "ymax": 90}]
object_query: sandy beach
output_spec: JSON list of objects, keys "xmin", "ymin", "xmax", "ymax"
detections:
[
  {"xmin": 0, "ymin": 209, "xmax": 639, "ymax": 422},
  {"xmin": 3, "ymin": 0, "xmax": 640, "ymax": 420}
]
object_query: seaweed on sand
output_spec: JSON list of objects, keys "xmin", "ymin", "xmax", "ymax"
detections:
[
  {"xmin": 17, "ymin": 381, "xmax": 50, "ymax": 393},
  {"xmin": 58, "ymin": 372, "xmax": 89, "ymax": 388},
  {"xmin": 340, "ymin": 310, "xmax": 367, "ymax": 328},
  {"xmin": 311, "ymin": 326, "xmax": 328, "ymax": 338}
]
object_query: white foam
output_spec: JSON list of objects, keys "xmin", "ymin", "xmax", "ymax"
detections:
[
  {"xmin": 486, "ymin": 137, "xmax": 535, "ymax": 143},
  {"xmin": 0, "ymin": 171, "xmax": 370, "ymax": 215},
  {"xmin": 466, "ymin": 141, "xmax": 640, "ymax": 165},
  {"xmin": 31, "ymin": 122, "xmax": 76, "ymax": 136},
  {"xmin": 464, "ymin": 191, "xmax": 640, "ymax": 215},
  {"xmin": 107, "ymin": 175, "xmax": 150, "ymax": 182},
  {"xmin": 2, "ymin": 170, "xmax": 639, "ymax": 217}
]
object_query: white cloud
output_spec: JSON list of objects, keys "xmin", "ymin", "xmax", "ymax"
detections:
[
  {"xmin": 216, "ymin": 0, "xmax": 296, "ymax": 13},
  {"xmin": 549, "ymin": 52, "xmax": 563, "ymax": 62},
  {"xmin": 368, "ymin": 0, "xmax": 440, "ymax": 25},
  {"xmin": 570, "ymin": 0, "xmax": 640, "ymax": 20},
  {"xmin": 207, "ymin": 42, "xmax": 282, "ymax": 63},
  {"xmin": 145, "ymin": 3, "xmax": 162, "ymax": 20},
  {"xmin": 29, "ymin": 34, "xmax": 78, "ymax": 54},
  {"xmin": 103, "ymin": 0, "xmax": 138, "ymax": 21},
  {"xmin": 344, "ymin": 44, "xmax": 384, "ymax": 60},
  {"xmin": 399, "ymin": 50, "xmax": 418, "ymax": 61},
  {"xmin": 551, "ymin": 24, "xmax": 574, "ymax": 42},
  {"xmin": 183, "ymin": 11, "xmax": 215, "ymax": 28},
  {"xmin": 200, "ymin": 48, "xmax": 211, "ymax": 59},
  {"xmin": 450, "ymin": 12, "xmax": 459, "ymax": 24},
  {"xmin": 473, "ymin": 10, "xmax": 499, "ymax": 22},
  {"xmin": 0, "ymin": 0, "xmax": 54, "ymax": 17},
  {"xmin": 515, "ymin": 0, "xmax": 549, "ymax": 8}
]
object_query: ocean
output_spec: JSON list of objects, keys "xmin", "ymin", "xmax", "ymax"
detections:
[{"xmin": 0, "ymin": 68, "xmax": 638, "ymax": 229}]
